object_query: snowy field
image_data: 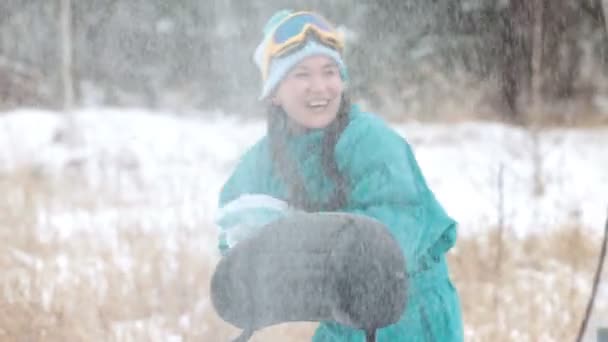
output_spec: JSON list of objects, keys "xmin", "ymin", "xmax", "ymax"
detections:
[
  {"xmin": 2, "ymin": 108, "xmax": 607, "ymax": 237},
  {"xmin": 1, "ymin": 107, "xmax": 607, "ymax": 341}
]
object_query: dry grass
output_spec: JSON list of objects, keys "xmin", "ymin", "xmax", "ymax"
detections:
[
  {"xmin": 449, "ymin": 224, "xmax": 605, "ymax": 342},
  {"xmin": 0, "ymin": 168, "xmax": 236, "ymax": 341},
  {"xmin": 1, "ymin": 167, "xmax": 606, "ymax": 341}
]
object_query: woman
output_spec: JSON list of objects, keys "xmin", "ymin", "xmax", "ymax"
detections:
[{"xmin": 216, "ymin": 9, "xmax": 464, "ymax": 342}]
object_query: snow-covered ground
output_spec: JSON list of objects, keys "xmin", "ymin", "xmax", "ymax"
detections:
[
  {"xmin": 2, "ymin": 108, "xmax": 607, "ymax": 237},
  {"xmin": 1, "ymin": 107, "xmax": 607, "ymax": 341}
]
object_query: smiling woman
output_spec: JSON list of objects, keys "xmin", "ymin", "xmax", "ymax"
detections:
[
  {"xmin": 271, "ymin": 55, "xmax": 344, "ymax": 129},
  {"xmin": 214, "ymin": 9, "xmax": 464, "ymax": 342}
]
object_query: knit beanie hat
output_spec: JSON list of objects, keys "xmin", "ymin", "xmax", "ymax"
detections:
[{"xmin": 253, "ymin": 10, "xmax": 349, "ymax": 100}]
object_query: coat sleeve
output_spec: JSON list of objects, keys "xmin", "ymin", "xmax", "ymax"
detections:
[
  {"xmin": 216, "ymin": 139, "xmax": 276, "ymax": 254},
  {"xmin": 219, "ymin": 142, "xmax": 265, "ymax": 206},
  {"xmin": 337, "ymin": 116, "xmax": 454, "ymax": 272}
]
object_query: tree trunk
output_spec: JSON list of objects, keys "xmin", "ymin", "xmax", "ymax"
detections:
[
  {"xmin": 591, "ymin": 0, "xmax": 608, "ymax": 67},
  {"xmin": 498, "ymin": 0, "xmax": 534, "ymax": 122},
  {"xmin": 543, "ymin": 0, "xmax": 582, "ymax": 100},
  {"xmin": 60, "ymin": 0, "xmax": 74, "ymax": 110},
  {"xmin": 529, "ymin": 0, "xmax": 545, "ymax": 122}
]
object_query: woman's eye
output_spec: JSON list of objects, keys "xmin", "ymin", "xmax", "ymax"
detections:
[{"xmin": 294, "ymin": 72, "xmax": 309, "ymax": 79}]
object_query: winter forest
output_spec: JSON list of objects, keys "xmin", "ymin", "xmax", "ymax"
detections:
[
  {"xmin": 3, "ymin": 0, "xmax": 608, "ymax": 122},
  {"xmin": 1, "ymin": 0, "xmax": 608, "ymax": 341}
]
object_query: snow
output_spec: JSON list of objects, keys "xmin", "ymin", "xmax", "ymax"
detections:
[
  {"xmin": 2, "ymin": 108, "xmax": 606, "ymax": 237},
  {"xmin": 1, "ymin": 107, "xmax": 607, "ymax": 340}
]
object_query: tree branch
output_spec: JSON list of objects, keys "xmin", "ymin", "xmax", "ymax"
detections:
[{"xmin": 575, "ymin": 209, "xmax": 608, "ymax": 342}]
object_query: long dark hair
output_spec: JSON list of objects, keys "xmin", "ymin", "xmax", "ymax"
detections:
[{"xmin": 267, "ymin": 94, "xmax": 351, "ymax": 212}]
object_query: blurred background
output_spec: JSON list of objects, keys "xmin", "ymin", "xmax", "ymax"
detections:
[
  {"xmin": 2, "ymin": 0, "xmax": 608, "ymax": 122},
  {"xmin": 1, "ymin": 1, "xmax": 608, "ymax": 342}
]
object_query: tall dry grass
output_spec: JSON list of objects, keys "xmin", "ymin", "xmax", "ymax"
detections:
[
  {"xmin": 1, "ymin": 167, "xmax": 606, "ymax": 341},
  {"xmin": 1, "ymin": 167, "xmax": 231, "ymax": 341},
  {"xmin": 449, "ymin": 223, "xmax": 606, "ymax": 342}
]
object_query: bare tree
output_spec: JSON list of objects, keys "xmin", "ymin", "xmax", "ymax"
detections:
[
  {"xmin": 582, "ymin": 0, "xmax": 608, "ymax": 66},
  {"xmin": 529, "ymin": 0, "xmax": 544, "ymax": 120},
  {"xmin": 60, "ymin": 0, "xmax": 74, "ymax": 110},
  {"xmin": 498, "ymin": 0, "xmax": 534, "ymax": 122}
]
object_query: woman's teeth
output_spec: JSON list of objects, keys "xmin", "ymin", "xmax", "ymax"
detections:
[{"xmin": 307, "ymin": 100, "xmax": 329, "ymax": 109}]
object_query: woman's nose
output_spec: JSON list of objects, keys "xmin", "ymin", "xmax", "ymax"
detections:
[{"xmin": 308, "ymin": 74, "xmax": 325, "ymax": 93}]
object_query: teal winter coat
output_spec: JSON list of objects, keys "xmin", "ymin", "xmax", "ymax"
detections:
[{"xmin": 217, "ymin": 105, "xmax": 464, "ymax": 341}]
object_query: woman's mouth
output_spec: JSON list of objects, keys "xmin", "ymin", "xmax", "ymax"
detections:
[{"xmin": 307, "ymin": 100, "xmax": 330, "ymax": 111}]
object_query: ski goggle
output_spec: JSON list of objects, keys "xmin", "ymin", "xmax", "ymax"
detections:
[{"xmin": 262, "ymin": 11, "xmax": 345, "ymax": 80}]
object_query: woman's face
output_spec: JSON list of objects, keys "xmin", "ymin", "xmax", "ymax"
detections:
[{"xmin": 272, "ymin": 55, "xmax": 344, "ymax": 129}]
